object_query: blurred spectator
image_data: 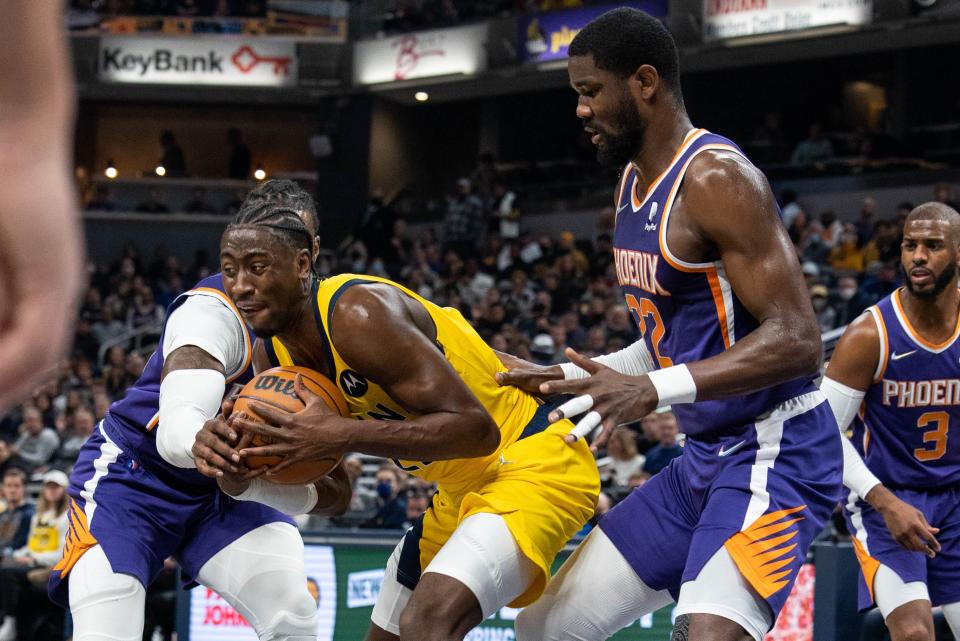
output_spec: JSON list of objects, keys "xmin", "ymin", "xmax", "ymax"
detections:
[
  {"xmin": 828, "ymin": 226, "xmax": 865, "ymax": 273},
  {"xmin": 832, "ymin": 275, "xmax": 872, "ymax": 327},
  {"xmin": 627, "ymin": 471, "xmax": 651, "ymax": 489},
  {"xmin": 862, "ymin": 262, "xmax": 901, "ymax": 302},
  {"xmin": 92, "ymin": 304, "xmax": 127, "ymax": 348},
  {"xmin": 85, "ymin": 185, "xmax": 116, "ymax": 212},
  {"xmin": 342, "ymin": 455, "xmax": 376, "ymax": 515},
  {"xmin": 752, "ymin": 111, "xmax": 786, "ymax": 149},
  {"xmin": 862, "ymin": 220, "xmax": 900, "ymax": 266},
  {"xmin": 0, "ymin": 470, "xmax": 69, "ymax": 641},
  {"xmin": 819, "ymin": 211, "xmax": 844, "ymax": 247},
  {"xmin": 184, "ymin": 188, "xmax": 216, "ymax": 214},
  {"xmin": 643, "ymin": 410, "xmax": 682, "ymax": 476},
  {"xmin": 366, "ymin": 464, "xmax": 406, "ymax": 529},
  {"xmin": 443, "ymin": 178, "xmax": 485, "ymax": 259},
  {"xmin": 51, "ymin": 406, "xmax": 95, "ymax": 471},
  {"xmin": 492, "ymin": 179, "xmax": 520, "ymax": 242},
  {"xmin": 811, "ymin": 284, "xmax": 836, "ymax": 332},
  {"xmin": 227, "ymin": 127, "xmax": 251, "ymax": 179},
  {"xmin": 126, "ymin": 285, "xmax": 164, "ymax": 334},
  {"xmin": 10, "ymin": 407, "xmax": 59, "ymax": 474},
  {"xmin": 0, "ymin": 443, "xmax": 25, "ymax": 479},
  {"xmin": 790, "ymin": 123, "xmax": 835, "ymax": 167},
  {"xmin": 159, "ymin": 130, "xmax": 186, "ymax": 177},
  {"xmin": 136, "ymin": 189, "xmax": 170, "ymax": 214},
  {"xmin": 934, "ymin": 182, "xmax": 958, "ymax": 210},
  {"xmin": 0, "ymin": 469, "xmax": 33, "ymax": 555},
  {"xmin": 404, "ymin": 492, "xmax": 429, "ymax": 529},
  {"xmin": 780, "ymin": 189, "xmax": 803, "ymax": 229},
  {"xmin": 529, "ymin": 333, "xmax": 556, "ymax": 365},
  {"xmin": 855, "ymin": 197, "xmax": 877, "ymax": 246},
  {"xmin": 601, "ymin": 427, "xmax": 645, "ymax": 488}
]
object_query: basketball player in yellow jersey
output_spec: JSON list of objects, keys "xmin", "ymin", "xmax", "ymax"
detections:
[{"xmin": 205, "ymin": 203, "xmax": 599, "ymax": 641}]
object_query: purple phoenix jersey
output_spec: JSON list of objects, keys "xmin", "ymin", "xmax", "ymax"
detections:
[
  {"xmin": 853, "ymin": 289, "xmax": 960, "ymax": 489},
  {"xmin": 600, "ymin": 129, "xmax": 842, "ymax": 624},
  {"xmin": 49, "ymin": 273, "xmax": 293, "ymax": 607},
  {"xmin": 612, "ymin": 128, "xmax": 814, "ymax": 437},
  {"xmin": 845, "ymin": 289, "xmax": 960, "ymax": 610},
  {"xmin": 106, "ymin": 273, "xmax": 253, "ymax": 488}
]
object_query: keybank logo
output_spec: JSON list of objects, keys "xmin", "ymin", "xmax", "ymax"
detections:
[{"xmin": 98, "ymin": 36, "xmax": 297, "ymax": 86}]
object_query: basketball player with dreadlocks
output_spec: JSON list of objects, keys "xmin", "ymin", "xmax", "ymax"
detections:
[
  {"xmin": 823, "ymin": 203, "xmax": 960, "ymax": 641},
  {"xmin": 47, "ymin": 180, "xmax": 350, "ymax": 641},
  {"xmin": 200, "ymin": 202, "xmax": 599, "ymax": 641}
]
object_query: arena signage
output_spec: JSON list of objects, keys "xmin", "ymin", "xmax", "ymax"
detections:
[
  {"xmin": 703, "ymin": 0, "xmax": 872, "ymax": 41},
  {"xmin": 352, "ymin": 24, "xmax": 488, "ymax": 85},
  {"xmin": 98, "ymin": 36, "xmax": 298, "ymax": 86},
  {"xmin": 517, "ymin": 1, "xmax": 668, "ymax": 63}
]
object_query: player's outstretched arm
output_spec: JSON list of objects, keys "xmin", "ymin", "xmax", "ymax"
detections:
[
  {"xmin": 0, "ymin": 3, "xmax": 83, "ymax": 412},
  {"xmin": 824, "ymin": 313, "xmax": 941, "ymax": 558},
  {"xmin": 539, "ymin": 152, "xmax": 823, "ymax": 447}
]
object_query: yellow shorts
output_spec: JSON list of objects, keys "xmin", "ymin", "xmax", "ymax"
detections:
[{"xmin": 412, "ymin": 420, "xmax": 599, "ymax": 607}]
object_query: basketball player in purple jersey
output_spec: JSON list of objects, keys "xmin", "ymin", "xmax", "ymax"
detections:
[
  {"xmin": 822, "ymin": 203, "xmax": 960, "ymax": 640},
  {"xmin": 45, "ymin": 181, "xmax": 350, "ymax": 641},
  {"xmin": 499, "ymin": 8, "xmax": 843, "ymax": 641}
]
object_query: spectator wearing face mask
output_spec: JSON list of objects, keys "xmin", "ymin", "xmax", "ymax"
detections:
[
  {"xmin": 810, "ymin": 284, "xmax": 836, "ymax": 332},
  {"xmin": 365, "ymin": 465, "xmax": 406, "ymax": 530},
  {"xmin": 832, "ymin": 275, "xmax": 872, "ymax": 327}
]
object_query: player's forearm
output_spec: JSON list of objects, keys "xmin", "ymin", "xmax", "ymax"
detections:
[
  {"xmin": 343, "ymin": 410, "xmax": 499, "ymax": 461},
  {"xmin": 686, "ymin": 317, "xmax": 821, "ymax": 400}
]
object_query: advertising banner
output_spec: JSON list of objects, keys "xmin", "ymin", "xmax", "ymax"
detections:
[
  {"xmin": 703, "ymin": 0, "xmax": 872, "ymax": 41},
  {"xmin": 98, "ymin": 35, "xmax": 298, "ymax": 86},
  {"xmin": 518, "ymin": 1, "xmax": 668, "ymax": 64},
  {"xmin": 353, "ymin": 24, "xmax": 488, "ymax": 85}
]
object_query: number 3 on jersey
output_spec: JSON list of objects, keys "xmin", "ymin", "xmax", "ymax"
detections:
[
  {"xmin": 915, "ymin": 411, "xmax": 949, "ymax": 462},
  {"xmin": 625, "ymin": 294, "xmax": 673, "ymax": 368}
]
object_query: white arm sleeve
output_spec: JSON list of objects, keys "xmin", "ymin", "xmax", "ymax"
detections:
[
  {"xmin": 232, "ymin": 478, "xmax": 319, "ymax": 516},
  {"xmin": 560, "ymin": 339, "xmax": 655, "ymax": 379},
  {"xmin": 158, "ymin": 369, "xmax": 226, "ymax": 468},
  {"xmin": 821, "ymin": 376, "xmax": 882, "ymax": 499},
  {"xmin": 162, "ymin": 294, "xmax": 247, "ymax": 378}
]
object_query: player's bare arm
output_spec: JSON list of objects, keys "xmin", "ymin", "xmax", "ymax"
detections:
[
  {"xmin": 825, "ymin": 313, "xmax": 941, "ymax": 556},
  {"xmin": 235, "ymin": 284, "xmax": 500, "ymax": 468},
  {"xmin": 542, "ymin": 151, "xmax": 820, "ymax": 443}
]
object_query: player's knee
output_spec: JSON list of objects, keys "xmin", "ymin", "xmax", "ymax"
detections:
[
  {"xmin": 514, "ymin": 605, "xmax": 547, "ymax": 641},
  {"xmin": 70, "ymin": 564, "xmax": 144, "ymax": 610},
  {"xmin": 256, "ymin": 585, "xmax": 318, "ymax": 641},
  {"xmin": 515, "ymin": 598, "xmax": 575, "ymax": 641}
]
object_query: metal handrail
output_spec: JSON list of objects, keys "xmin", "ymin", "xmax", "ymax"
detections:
[{"xmin": 96, "ymin": 321, "xmax": 165, "ymax": 369}]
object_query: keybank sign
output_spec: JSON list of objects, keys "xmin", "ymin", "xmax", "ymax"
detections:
[{"xmin": 99, "ymin": 36, "xmax": 298, "ymax": 87}]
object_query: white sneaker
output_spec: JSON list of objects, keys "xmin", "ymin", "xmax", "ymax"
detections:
[{"xmin": 0, "ymin": 616, "xmax": 16, "ymax": 641}]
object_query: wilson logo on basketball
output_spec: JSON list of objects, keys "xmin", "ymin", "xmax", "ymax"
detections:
[{"xmin": 253, "ymin": 375, "xmax": 297, "ymax": 397}]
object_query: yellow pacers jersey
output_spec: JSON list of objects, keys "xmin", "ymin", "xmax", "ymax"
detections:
[{"xmin": 269, "ymin": 273, "xmax": 542, "ymax": 492}]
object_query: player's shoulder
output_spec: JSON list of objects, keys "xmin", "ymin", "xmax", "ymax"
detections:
[
  {"xmin": 832, "ymin": 309, "xmax": 883, "ymax": 364},
  {"xmin": 684, "ymin": 147, "xmax": 767, "ymax": 200}
]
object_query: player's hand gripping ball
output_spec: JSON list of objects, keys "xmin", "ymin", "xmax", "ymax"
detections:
[{"xmin": 233, "ymin": 366, "xmax": 349, "ymax": 484}]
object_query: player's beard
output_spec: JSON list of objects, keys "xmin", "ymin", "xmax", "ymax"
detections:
[
  {"xmin": 903, "ymin": 259, "xmax": 958, "ymax": 299},
  {"xmin": 597, "ymin": 94, "xmax": 645, "ymax": 169}
]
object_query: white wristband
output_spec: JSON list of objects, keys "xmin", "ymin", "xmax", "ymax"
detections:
[
  {"xmin": 232, "ymin": 478, "xmax": 318, "ymax": 516},
  {"xmin": 647, "ymin": 365, "xmax": 697, "ymax": 407},
  {"xmin": 560, "ymin": 362, "xmax": 589, "ymax": 380}
]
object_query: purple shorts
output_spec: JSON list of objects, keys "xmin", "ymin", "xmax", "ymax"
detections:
[
  {"xmin": 48, "ymin": 418, "xmax": 293, "ymax": 607},
  {"xmin": 600, "ymin": 391, "xmax": 843, "ymax": 619},
  {"xmin": 845, "ymin": 484, "xmax": 960, "ymax": 610}
]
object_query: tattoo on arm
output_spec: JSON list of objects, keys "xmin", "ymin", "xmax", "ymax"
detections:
[
  {"xmin": 161, "ymin": 345, "xmax": 225, "ymax": 380},
  {"xmin": 670, "ymin": 614, "xmax": 690, "ymax": 641}
]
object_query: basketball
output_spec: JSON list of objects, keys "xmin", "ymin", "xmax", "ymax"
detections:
[{"xmin": 233, "ymin": 366, "xmax": 350, "ymax": 485}]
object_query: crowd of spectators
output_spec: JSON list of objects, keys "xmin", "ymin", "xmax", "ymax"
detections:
[
  {"xmin": 70, "ymin": 0, "xmax": 267, "ymax": 19},
  {"xmin": 6, "ymin": 171, "xmax": 959, "ymax": 536}
]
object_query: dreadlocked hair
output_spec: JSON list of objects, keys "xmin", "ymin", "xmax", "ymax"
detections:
[
  {"xmin": 228, "ymin": 202, "xmax": 315, "ymax": 260},
  {"xmin": 240, "ymin": 179, "xmax": 319, "ymax": 236}
]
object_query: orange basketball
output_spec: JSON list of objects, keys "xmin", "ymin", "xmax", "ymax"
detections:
[{"xmin": 233, "ymin": 366, "xmax": 349, "ymax": 485}]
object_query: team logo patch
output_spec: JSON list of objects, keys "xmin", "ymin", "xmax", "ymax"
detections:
[{"xmin": 339, "ymin": 370, "xmax": 368, "ymax": 397}]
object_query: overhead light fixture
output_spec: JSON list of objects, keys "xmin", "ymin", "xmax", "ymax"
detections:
[
  {"xmin": 414, "ymin": 91, "xmax": 429, "ymax": 102},
  {"xmin": 105, "ymin": 160, "xmax": 118, "ymax": 179},
  {"xmin": 155, "ymin": 165, "xmax": 166, "ymax": 177},
  {"xmin": 254, "ymin": 166, "xmax": 266, "ymax": 180}
]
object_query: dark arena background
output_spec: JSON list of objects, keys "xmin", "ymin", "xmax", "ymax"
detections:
[{"xmin": 0, "ymin": 1, "xmax": 958, "ymax": 640}]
